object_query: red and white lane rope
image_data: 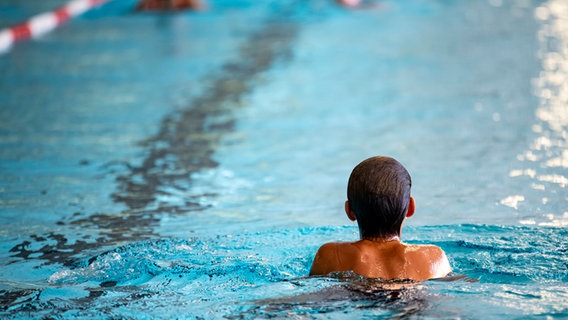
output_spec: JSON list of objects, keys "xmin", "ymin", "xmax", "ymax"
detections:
[{"xmin": 0, "ymin": 0, "xmax": 108, "ymax": 54}]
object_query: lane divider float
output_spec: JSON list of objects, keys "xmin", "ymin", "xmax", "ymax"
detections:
[{"xmin": 0, "ymin": 0, "xmax": 109, "ymax": 54}]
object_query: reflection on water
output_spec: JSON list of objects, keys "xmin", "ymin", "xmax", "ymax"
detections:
[
  {"xmin": 509, "ymin": 0, "xmax": 568, "ymax": 227},
  {"xmin": 245, "ymin": 273, "xmax": 426, "ymax": 319}
]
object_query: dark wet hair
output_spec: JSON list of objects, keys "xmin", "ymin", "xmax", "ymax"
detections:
[{"xmin": 347, "ymin": 156, "xmax": 412, "ymax": 239}]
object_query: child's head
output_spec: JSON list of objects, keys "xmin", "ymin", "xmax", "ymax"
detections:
[{"xmin": 346, "ymin": 156, "xmax": 413, "ymax": 239}]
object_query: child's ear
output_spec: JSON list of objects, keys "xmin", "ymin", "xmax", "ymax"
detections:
[
  {"xmin": 406, "ymin": 197, "xmax": 415, "ymax": 218},
  {"xmin": 345, "ymin": 200, "xmax": 357, "ymax": 221}
]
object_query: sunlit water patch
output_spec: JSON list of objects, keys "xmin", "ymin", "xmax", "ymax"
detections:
[{"xmin": 509, "ymin": 0, "xmax": 568, "ymax": 228}]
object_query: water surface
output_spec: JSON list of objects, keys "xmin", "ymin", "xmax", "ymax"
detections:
[{"xmin": 1, "ymin": 0, "xmax": 567, "ymax": 318}]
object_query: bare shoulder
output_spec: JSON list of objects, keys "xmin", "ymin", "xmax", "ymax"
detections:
[
  {"xmin": 317, "ymin": 241, "xmax": 342, "ymax": 251},
  {"xmin": 413, "ymin": 244, "xmax": 446, "ymax": 255},
  {"xmin": 407, "ymin": 244, "xmax": 452, "ymax": 278},
  {"xmin": 310, "ymin": 242, "xmax": 355, "ymax": 276},
  {"xmin": 411, "ymin": 244, "xmax": 450, "ymax": 263},
  {"xmin": 310, "ymin": 242, "xmax": 338, "ymax": 276},
  {"xmin": 316, "ymin": 241, "xmax": 357, "ymax": 254}
]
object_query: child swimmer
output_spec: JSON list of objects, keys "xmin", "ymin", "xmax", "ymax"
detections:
[{"xmin": 310, "ymin": 156, "xmax": 452, "ymax": 281}]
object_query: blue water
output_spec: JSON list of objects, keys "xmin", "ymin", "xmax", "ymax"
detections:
[{"xmin": 1, "ymin": 0, "xmax": 567, "ymax": 318}]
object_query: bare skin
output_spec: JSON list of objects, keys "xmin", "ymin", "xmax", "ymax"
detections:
[
  {"xmin": 310, "ymin": 198, "xmax": 452, "ymax": 281},
  {"xmin": 310, "ymin": 238, "xmax": 451, "ymax": 280}
]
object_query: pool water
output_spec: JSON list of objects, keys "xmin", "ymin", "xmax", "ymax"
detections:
[{"xmin": 1, "ymin": 0, "xmax": 567, "ymax": 318}]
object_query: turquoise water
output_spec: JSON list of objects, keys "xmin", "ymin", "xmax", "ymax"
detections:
[
  {"xmin": 1, "ymin": 0, "xmax": 567, "ymax": 318},
  {"xmin": 3, "ymin": 225, "xmax": 567, "ymax": 318}
]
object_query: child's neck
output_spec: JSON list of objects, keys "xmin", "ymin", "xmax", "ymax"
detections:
[{"xmin": 360, "ymin": 234, "xmax": 400, "ymax": 243}]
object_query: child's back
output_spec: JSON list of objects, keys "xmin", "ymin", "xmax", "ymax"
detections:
[
  {"xmin": 310, "ymin": 240, "xmax": 451, "ymax": 280},
  {"xmin": 310, "ymin": 156, "xmax": 451, "ymax": 281}
]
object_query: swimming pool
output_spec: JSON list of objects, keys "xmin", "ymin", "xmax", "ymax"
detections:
[{"xmin": 1, "ymin": 0, "xmax": 567, "ymax": 318}]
